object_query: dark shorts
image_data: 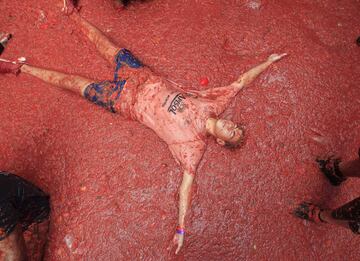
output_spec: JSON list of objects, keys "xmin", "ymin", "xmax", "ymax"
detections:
[
  {"xmin": 84, "ymin": 48, "xmax": 143, "ymax": 113},
  {"xmin": 331, "ymin": 197, "xmax": 360, "ymax": 234},
  {"xmin": 0, "ymin": 172, "xmax": 50, "ymax": 241}
]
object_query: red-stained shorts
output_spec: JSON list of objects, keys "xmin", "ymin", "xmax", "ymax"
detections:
[{"xmin": 84, "ymin": 48, "xmax": 148, "ymax": 113}]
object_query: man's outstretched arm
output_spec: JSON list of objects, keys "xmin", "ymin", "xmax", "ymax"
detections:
[
  {"xmin": 173, "ymin": 170, "xmax": 194, "ymax": 254},
  {"xmin": 232, "ymin": 53, "xmax": 287, "ymax": 89},
  {"xmin": 185, "ymin": 53, "xmax": 287, "ymax": 106}
]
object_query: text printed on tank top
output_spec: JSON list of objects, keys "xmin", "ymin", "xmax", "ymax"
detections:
[{"xmin": 168, "ymin": 93, "xmax": 186, "ymax": 115}]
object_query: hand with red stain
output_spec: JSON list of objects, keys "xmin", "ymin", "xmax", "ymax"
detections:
[{"xmin": 173, "ymin": 232, "xmax": 184, "ymax": 254}]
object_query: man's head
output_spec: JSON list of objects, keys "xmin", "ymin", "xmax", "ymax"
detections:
[{"xmin": 206, "ymin": 118, "xmax": 244, "ymax": 148}]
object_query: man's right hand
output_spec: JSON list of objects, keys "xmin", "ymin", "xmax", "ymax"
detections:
[{"xmin": 173, "ymin": 232, "xmax": 184, "ymax": 254}]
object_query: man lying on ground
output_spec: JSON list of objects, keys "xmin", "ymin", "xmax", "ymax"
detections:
[{"xmin": 0, "ymin": 1, "xmax": 287, "ymax": 253}]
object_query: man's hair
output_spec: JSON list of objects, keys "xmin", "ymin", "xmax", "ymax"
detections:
[{"xmin": 224, "ymin": 125, "xmax": 245, "ymax": 150}]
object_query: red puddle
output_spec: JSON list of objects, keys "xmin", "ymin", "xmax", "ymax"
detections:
[{"xmin": 1, "ymin": 0, "xmax": 360, "ymax": 260}]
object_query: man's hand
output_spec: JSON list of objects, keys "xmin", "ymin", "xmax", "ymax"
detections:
[
  {"xmin": 267, "ymin": 53, "xmax": 288, "ymax": 62},
  {"xmin": 173, "ymin": 232, "xmax": 184, "ymax": 254}
]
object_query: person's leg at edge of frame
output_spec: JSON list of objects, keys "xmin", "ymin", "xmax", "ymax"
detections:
[
  {"xmin": 317, "ymin": 148, "xmax": 360, "ymax": 186},
  {"xmin": 339, "ymin": 157, "xmax": 360, "ymax": 178},
  {"xmin": 38, "ymin": 219, "xmax": 51, "ymax": 261},
  {"xmin": 294, "ymin": 199, "xmax": 360, "ymax": 234},
  {"xmin": 317, "ymin": 209, "xmax": 353, "ymax": 229},
  {"xmin": 329, "ymin": 197, "xmax": 360, "ymax": 233},
  {"xmin": 0, "ymin": 225, "xmax": 27, "ymax": 261}
]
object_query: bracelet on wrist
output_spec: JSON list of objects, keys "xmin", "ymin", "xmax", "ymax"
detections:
[{"xmin": 176, "ymin": 227, "xmax": 185, "ymax": 235}]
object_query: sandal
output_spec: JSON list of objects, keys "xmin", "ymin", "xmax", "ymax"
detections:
[
  {"xmin": 316, "ymin": 156, "xmax": 347, "ymax": 186},
  {"xmin": 0, "ymin": 33, "xmax": 12, "ymax": 55},
  {"xmin": 294, "ymin": 202, "xmax": 326, "ymax": 223}
]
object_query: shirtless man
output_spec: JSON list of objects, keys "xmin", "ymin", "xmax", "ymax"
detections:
[{"xmin": 0, "ymin": 3, "xmax": 287, "ymax": 253}]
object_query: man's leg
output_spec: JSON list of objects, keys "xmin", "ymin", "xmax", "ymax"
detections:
[
  {"xmin": 62, "ymin": 0, "xmax": 121, "ymax": 64},
  {"xmin": 66, "ymin": 10, "xmax": 144, "ymax": 83},
  {"xmin": 21, "ymin": 64, "xmax": 95, "ymax": 96},
  {"xmin": 0, "ymin": 225, "xmax": 27, "ymax": 261},
  {"xmin": 1, "ymin": 61, "xmax": 124, "ymax": 112},
  {"xmin": 188, "ymin": 53, "xmax": 287, "ymax": 114},
  {"xmin": 70, "ymin": 13, "xmax": 121, "ymax": 65}
]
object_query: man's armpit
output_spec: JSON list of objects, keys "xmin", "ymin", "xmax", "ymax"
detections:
[{"xmin": 168, "ymin": 140, "xmax": 206, "ymax": 175}]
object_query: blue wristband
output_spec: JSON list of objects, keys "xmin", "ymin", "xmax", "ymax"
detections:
[{"xmin": 176, "ymin": 228, "xmax": 185, "ymax": 235}]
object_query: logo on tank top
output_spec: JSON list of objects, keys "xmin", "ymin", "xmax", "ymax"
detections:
[{"xmin": 168, "ymin": 93, "xmax": 186, "ymax": 115}]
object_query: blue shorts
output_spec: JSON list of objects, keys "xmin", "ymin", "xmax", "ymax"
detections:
[{"xmin": 84, "ymin": 49, "xmax": 143, "ymax": 113}]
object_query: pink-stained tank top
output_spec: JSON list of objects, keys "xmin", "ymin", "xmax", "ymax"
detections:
[{"xmin": 118, "ymin": 71, "xmax": 222, "ymax": 175}]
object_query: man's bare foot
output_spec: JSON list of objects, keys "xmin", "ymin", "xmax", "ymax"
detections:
[
  {"xmin": 61, "ymin": 0, "xmax": 80, "ymax": 16},
  {"xmin": 268, "ymin": 53, "xmax": 287, "ymax": 62}
]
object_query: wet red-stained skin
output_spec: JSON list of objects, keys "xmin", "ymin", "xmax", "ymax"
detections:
[{"xmin": 0, "ymin": 0, "xmax": 359, "ymax": 260}]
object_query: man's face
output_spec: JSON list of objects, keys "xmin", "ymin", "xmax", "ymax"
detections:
[{"xmin": 214, "ymin": 119, "xmax": 243, "ymax": 146}]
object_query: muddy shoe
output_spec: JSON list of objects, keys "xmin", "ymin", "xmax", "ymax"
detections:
[
  {"xmin": 294, "ymin": 202, "xmax": 325, "ymax": 223},
  {"xmin": 0, "ymin": 59, "xmax": 22, "ymax": 75},
  {"xmin": 316, "ymin": 157, "xmax": 347, "ymax": 186},
  {"xmin": 0, "ymin": 33, "xmax": 12, "ymax": 55}
]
